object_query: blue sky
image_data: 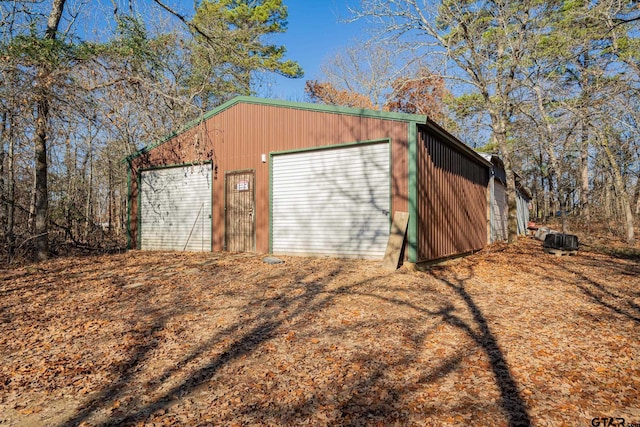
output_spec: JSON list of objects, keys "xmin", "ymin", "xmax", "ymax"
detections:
[
  {"xmin": 259, "ymin": 1, "xmax": 366, "ymax": 101},
  {"xmin": 83, "ymin": 1, "xmax": 366, "ymax": 100}
]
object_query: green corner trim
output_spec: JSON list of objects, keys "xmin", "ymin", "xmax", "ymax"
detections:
[
  {"xmin": 126, "ymin": 162, "xmax": 132, "ymax": 250},
  {"xmin": 137, "ymin": 171, "xmax": 142, "ymax": 250},
  {"xmin": 268, "ymin": 156, "xmax": 273, "ymax": 254},
  {"xmin": 408, "ymin": 122, "xmax": 418, "ymax": 263}
]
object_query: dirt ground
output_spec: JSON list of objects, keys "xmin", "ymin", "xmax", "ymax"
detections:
[{"xmin": 0, "ymin": 237, "xmax": 639, "ymax": 427}]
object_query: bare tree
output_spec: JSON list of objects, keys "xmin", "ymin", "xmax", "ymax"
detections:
[
  {"xmin": 350, "ymin": 0, "xmax": 546, "ymax": 242},
  {"xmin": 30, "ymin": 0, "xmax": 66, "ymax": 260},
  {"xmin": 307, "ymin": 40, "xmax": 451, "ymax": 125}
]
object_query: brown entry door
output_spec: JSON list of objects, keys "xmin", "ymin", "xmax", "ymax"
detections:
[{"xmin": 225, "ymin": 170, "xmax": 255, "ymax": 252}]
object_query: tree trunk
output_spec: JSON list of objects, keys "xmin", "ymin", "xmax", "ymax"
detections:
[
  {"xmin": 28, "ymin": 169, "xmax": 36, "ymax": 233},
  {"xmin": 120, "ymin": 176, "xmax": 127, "ymax": 237},
  {"xmin": 7, "ymin": 120, "xmax": 15, "ymax": 257},
  {"xmin": 107, "ymin": 158, "xmax": 117, "ymax": 234},
  {"xmin": 545, "ymin": 173, "xmax": 554, "ymax": 221},
  {"xmin": 580, "ymin": 121, "xmax": 590, "ymax": 222},
  {"xmin": 0, "ymin": 109, "xmax": 16, "ymax": 258},
  {"xmin": 604, "ymin": 173, "xmax": 612, "ymax": 221},
  {"xmin": 33, "ymin": 0, "xmax": 67, "ymax": 261},
  {"xmin": 34, "ymin": 97, "xmax": 49, "ymax": 261},
  {"xmin": 542, "ymin": 176, "xmax": 549, "ymax": 221},
  {"xmin": 84, "ymin": 136, "xmax": 93, "ymax": 242},
  {"xmin": 533, "ymin": 84, "xmax": 564, "ymax": 224},
  {"xmin": 45, "ymin": 0, "xmax": 66, "ymax": 39},
  {"xmin": 536, "ymin": 148, "xmax": 545, "ymax": 220},
  {"xmin": 633, "ymin": 174, "xmax": 640, "ymax": 216},
  {"xmin": 602, "ymin": 139, "xmax": 635, "ymax": 244},
  {"xmin": 492, "ymin": 112, "xmax": 518, "ymax": 242},
  {"xmin": 560, "ymin": 195, "xmax": 568, "ymax": 234},
  {"xmin": 108, "ymin": 160, "xmax": 112, "ymax": 232},
  {"xmin": 0, "ymin": 111, "xmax": 6, "ymax": 238},
  {"xmin": 64, "ymin": 137, "xmax": 74, "ymax": 241}
]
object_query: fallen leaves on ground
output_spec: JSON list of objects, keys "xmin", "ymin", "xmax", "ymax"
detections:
[{"xmin": 0, "ymin": 238, "xmax": 639, "ymax": 426}]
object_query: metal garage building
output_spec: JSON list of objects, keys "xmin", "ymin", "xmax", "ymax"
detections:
[{"xmin": 126, "ymin": 97, "xmax": 491, "ymax": 263}]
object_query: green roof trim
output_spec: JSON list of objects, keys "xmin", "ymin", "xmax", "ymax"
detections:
[
  {"xmin": 420, "ymin": 119, "xmax": 493, "ymax": 168},
  {"xmin": 230, "ymin": 96, "xmax": 427, "ymax": 122},
  {"xmin": 123, "ymin": 96, "xmax": 428, "ymax": 163},
  {"xmin": 407, "ymin": 122, "xmax": 418, "ymax": 263}
]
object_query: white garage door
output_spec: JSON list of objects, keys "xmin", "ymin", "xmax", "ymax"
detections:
[
  {"xmin": 140, "ymin": 164, "xmax": 212, "ymax": 251},
  {"xmin": 272, "ymin": 142, "xmax": 390, "ymax": 259}
]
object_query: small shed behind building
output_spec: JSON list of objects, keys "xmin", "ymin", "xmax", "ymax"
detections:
[{"xmin": 481, "ymin": 153, "xmax": 531, "ymax": 242}]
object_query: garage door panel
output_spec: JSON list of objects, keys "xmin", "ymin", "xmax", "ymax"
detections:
[
  {"xmin": 140, "ymin": 164, "xmax": 212, "ymax": 251},
  {"xmin": 272, "ymin": 142, "xmax": 390, "ymax": 259}
]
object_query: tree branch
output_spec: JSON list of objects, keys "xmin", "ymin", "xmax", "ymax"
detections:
[{"xmin": 149, "ymin": 0, "xmax": 214, "ymax": 45}]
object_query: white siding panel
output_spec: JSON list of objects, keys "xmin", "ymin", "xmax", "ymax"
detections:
[
  {"xmin": 491, "ymin": 180, "xmax": 508, "ymax": 242},
  {"xmin": 140, "ymin": 164, "xmax": 212, "ymax": 251},
  {"xmin": 516, "ymin": 189, "xmax": 530, "ymax": 235},
  {"xmin": 272, "ymin": 142, "xmax": 390, "ymax": 259}
]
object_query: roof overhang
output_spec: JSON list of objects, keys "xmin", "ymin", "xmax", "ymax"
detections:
[{"xmin": 419, "ymin": 119, "xmax": 493, "ymax": 169}]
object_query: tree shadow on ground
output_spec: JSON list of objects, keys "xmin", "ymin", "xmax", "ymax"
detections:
[
  {"xmin": 56, "ymin": 255, "xmax": 531, "ymax": 426},
  {"xmin": 557, "ymin": 261, "xmax": 640, "ymax": 324},
  {"xmin": 63, "ymin": 263, "xmax": 347, "ymax": 426},
  {"xmin": 429, "ymin": 268, "xmax": 531, "ymax": 427}
]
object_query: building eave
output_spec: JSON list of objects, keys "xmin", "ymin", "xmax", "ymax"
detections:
[{"xmin": 419, "ymin": 119, "xmax": 493, "ymax": 168}]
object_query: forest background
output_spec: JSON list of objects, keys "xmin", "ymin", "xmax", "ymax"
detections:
[{"xmin": 1, "ymin": 0, "xmax": 639, "ymax": 262}]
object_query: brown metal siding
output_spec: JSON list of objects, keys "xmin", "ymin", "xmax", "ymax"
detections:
[
  {"xmin": 416, "ymin": 126, "xmax": 489, "ymax": 261},
  {"xmin": 130, "ymin": 102, "xmax": 410, "ymax": 253}
]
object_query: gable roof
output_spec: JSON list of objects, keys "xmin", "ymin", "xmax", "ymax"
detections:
[
  {"xmin": 123, "ymin": 96, "xmax": 492, "ymax": 169},
  {"xmin": 124, "ymin": 96, "xmax": 428, "ymax": 163}
]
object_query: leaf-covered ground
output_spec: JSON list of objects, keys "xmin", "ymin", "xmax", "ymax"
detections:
[{"xmin": 1, "ymin": 238, "xmax": 639, "ymax": 426}]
